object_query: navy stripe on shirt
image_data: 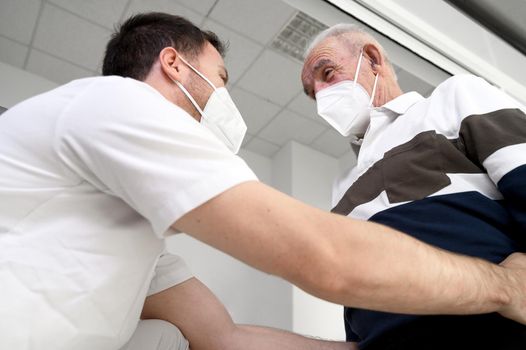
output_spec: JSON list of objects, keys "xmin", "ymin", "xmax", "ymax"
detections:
[
  {"xmin": 344, "ymin": 191, "xmax": 525, "ymax": 346},
  {"xmin": 498, "ymin": 164, "xmax": 526, "ymax": 231}
]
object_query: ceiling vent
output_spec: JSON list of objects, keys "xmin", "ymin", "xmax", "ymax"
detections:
[{"xmin": 271, "ymin": 11, "xmax": 328, "ymax": 62}]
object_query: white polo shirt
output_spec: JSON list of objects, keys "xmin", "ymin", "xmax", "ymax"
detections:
[
  {"xmin": 331, "ymin": 74, "xmax": 526, "ymax": 347},
  {"xmin": 0, "ymin": 76, "xmax": 257, "ymax": 350}
]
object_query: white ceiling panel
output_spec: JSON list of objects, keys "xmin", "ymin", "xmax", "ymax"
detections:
[
  {"xmin": 237, "ymin": 49, "xmax": 302, "ymax": 106},
  {"xmin": 259, "ymin": 109, "xmax": 326, "ymax": 145},
  {"xmin": 33, "ymin": 3, "xmax": 111, "ymax": 71},
  {"xmin": 310, "ymin": 128, "xmax": 351, "ymax": 158},
  {"xmin": 287, "ymin": 92, "xmax": 322, "ymax": 122},
  {"xmin": 210, "ymin": 0, "xmax": 296, "ymax": 45},
  {"xmin": 47, "ymin": 0, "xmax": 129, "ymax": 29},
  {"xmin": 125, "ymin": 0, "xmax": 204, "ymax": 27},
  {"xmin": 241, "ymin": 133, "xmax": 254, "ymax": 148},
  {"xmin": 231, "ymin": 87, "xmax": 282, "ymax": 134},
  {"xmin": 174, "ymin": 0, "xmax": 217, "ymax": 16},
  {"xmin": 0, "ymin": 35, "xmax": 29, "ymax": 69},
  {"xmin": 244, "ymin": 136, "xmax": 281, "ymax": 157},
  {"xmin": 201, "ymin": 19, "xmax": 263, "ymax": 85},
  {"xmin": 0, "ymin": 0, "xmax": 41, "ymax": 44},
  {"xmin": 26, "ymin": 49, "xmax": 94, "ymax": 84}
]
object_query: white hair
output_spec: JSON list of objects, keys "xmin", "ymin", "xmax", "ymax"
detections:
[{"xmin": 305, "ymin": 23, "xmax": 396, "ymax": 78}]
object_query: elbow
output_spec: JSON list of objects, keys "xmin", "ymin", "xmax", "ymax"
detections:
[
  {"xmin": 298, "ymin": 247, "xmax": 381, "ymax": 307},
  {"xmin": 293, "ymin": 247, "xmax": 368, "ymax": 305},
  {"xmin": 319, "ymin": 268, "xmax": 367, "ymax": 306}
]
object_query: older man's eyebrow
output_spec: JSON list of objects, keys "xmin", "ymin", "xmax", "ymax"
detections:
[
  {"xmin": 312, "ymin": 58, "xmax": 334, "ymax": 74},
  {"xmin": 303, "ymin": 58, "xmax": 334, "ymax": 98}
]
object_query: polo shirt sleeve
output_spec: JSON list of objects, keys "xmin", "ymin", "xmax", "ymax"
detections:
[
  {"xmin": 55, "ymin": 77, "xmax": 257, "ymax": 237},
  {"xmin": 450, "ymin": 75, "xmax": 526, "ymax": 229}
]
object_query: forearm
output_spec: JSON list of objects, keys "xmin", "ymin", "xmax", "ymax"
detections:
[
  {"xmin": 143, "ymin": 278, "xmax": 357, "ymax": 350},
  {"xmin": 175, "ymin": 181, "xmax": 513, "ymax": 318},
  {"xmin": 228, "ymin": 325, "xmax": 355, "ymax": 350},
  {"xmin": 322, "ymin": 216, "xmax": 511, "ymax": 315}
]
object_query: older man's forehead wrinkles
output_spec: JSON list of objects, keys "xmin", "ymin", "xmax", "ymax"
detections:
[
  {"xmin": 303, "ymin": 56, "xmax": 331, "ymax": 81},
  {"xmin": 302, "ymin": 48, "xmax": 333, "ymax": 97},
  {"xmin": 302, "ymin": 57, "xmax": 335, "ymax": 98}
]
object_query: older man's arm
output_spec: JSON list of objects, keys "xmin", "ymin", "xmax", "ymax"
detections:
[
  {"xmin": 141, "ymin": 277, "xmax": 355, "ymax": 350},
  {"xmin": 174, "ymin": 181, "xmax": 526, "ymax": 324}
]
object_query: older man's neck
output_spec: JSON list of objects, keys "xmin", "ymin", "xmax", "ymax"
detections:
[{"xmin": 375, "ymin": 79, "xmax": 404, "ymax": 107}]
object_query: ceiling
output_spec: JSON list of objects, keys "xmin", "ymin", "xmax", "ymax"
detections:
[
  {"xmin": 0, "ymin": 0, "xmax": 435, "ymax": 158},
  {"xmin": 446, "ymin": 0, "xmax": 526, "ymax": 56}
]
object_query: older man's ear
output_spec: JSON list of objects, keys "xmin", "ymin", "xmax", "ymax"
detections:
[{"xmin": 362, "ymin": 43, "xmax": 383, "ymax": 72}]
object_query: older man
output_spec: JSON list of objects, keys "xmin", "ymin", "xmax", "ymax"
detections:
[{"xmin": 302, "ymin": 24, "xmax": 526, "ymax": 350}]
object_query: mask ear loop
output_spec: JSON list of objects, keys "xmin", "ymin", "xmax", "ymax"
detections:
[
  {"xmin": 178, "ymin": 55, "xmax": 218, "ymax": 92},
  {"xmin": 369, "ymin": 73, "xmax": 379, "ymax": 106},
  {"xmin": 173, "ymin": 79, "xmax": 205, "ymax": 117},
  {"xmin": 355, "ymin": 49, "xmax": 379, "ymax": 106},
  {"xmin": 173, "ymin": 55, "xmax": 217, "ymax": 120},
  {"xmin": 353, "ymin": 49, "xmax": 364, "ymax": 88}
]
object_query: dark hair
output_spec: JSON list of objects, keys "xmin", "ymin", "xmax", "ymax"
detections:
[{"xmin": 102, "ymin": 12, "xmax": 226, "ymax": 80}]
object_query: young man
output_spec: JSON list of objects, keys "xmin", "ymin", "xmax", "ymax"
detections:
[
  {"xmin": 301, "ymin": 23, "xmax": 526, "ymax": 349},
  {"xmin": 1, "ymin": 13, "xmax": 525, "ymax": 350}
]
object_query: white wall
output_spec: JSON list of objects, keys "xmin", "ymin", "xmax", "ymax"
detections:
[
  {"xmin": 339, "ymin": 150, "xmax": 358, "ymax": 177},
  {"xmin": 272, "ymin": 142, "xmax": 350, "ymax": 340},
  {"xmin": 165, "ymin": 233, "xmax": 293, "ymax": 329},
  {"xmin": 0, "ymin": 61, "xmax": 57, "ymax": 108},
  {"xmin": 239, "ymin": 148, "xmax": 273, "ymax": 185}
]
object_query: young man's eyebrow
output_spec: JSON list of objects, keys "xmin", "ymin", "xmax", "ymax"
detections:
[{"xmin": 220, "ymin": 66, "xmax": 229, "ymax": 85}]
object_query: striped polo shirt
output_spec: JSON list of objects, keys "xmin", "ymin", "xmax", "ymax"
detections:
[{"xmin": 331, "ymin": 74, "xmax": 526, "ymax": 347}]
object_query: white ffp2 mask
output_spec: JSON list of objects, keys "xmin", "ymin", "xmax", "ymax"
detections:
[
  {"xmin": 315, "ymin": 51, "xmax": 378, "ymax": 137},
  {"xmin": 174, "ymin": 56, "xmax": 247, "ymax": 154}
]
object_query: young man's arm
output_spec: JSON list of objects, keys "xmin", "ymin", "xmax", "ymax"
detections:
[
  {"xmin": 141, "ymin": 277, "xmax": 355, "ymax": 350},
  {"xmin": 173, "ymin": 181, "xmax": 526, "ymax": 324}
]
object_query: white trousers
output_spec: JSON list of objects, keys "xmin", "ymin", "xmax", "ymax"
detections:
[{"xmin": 120, "ymin": 320, "xmax": 189, "ymax": 350}]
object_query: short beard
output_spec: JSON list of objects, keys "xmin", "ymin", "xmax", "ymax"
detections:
[{"xmin": 186, "ymin": 73, "xmax": 213, "ymax": 119}]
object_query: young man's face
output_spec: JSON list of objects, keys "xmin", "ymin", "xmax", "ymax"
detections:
[{"xmin": 180, "ymin": 42, "xmax": 229, "ymax": 121}]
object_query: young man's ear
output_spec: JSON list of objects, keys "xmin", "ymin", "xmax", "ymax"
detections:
[{"xmin": 159, "ymin": 47, "xmax": 182, "ymax": 82}]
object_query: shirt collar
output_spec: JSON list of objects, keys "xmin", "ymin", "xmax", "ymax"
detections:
[{"xmin": 380, "ymin": 91, "xmax": 424, "ymax": 115}]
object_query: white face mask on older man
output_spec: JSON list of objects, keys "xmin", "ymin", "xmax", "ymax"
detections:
[
  {"xmin": 173, "ymin": 56, "xmax": 247, "ymax": 154},
  {"xmin": 315, "ymin": 50, "xmax": 379, "ymax": 138}
]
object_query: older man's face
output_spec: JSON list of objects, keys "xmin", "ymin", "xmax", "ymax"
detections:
[{"xmin": 301, "ymin": 37, "xmax": 360, "ymax": 100}]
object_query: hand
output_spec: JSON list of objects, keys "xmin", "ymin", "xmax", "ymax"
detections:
[{"xmin": 498, "ymin": 252, "xmax": 526, "ymax": 324}]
